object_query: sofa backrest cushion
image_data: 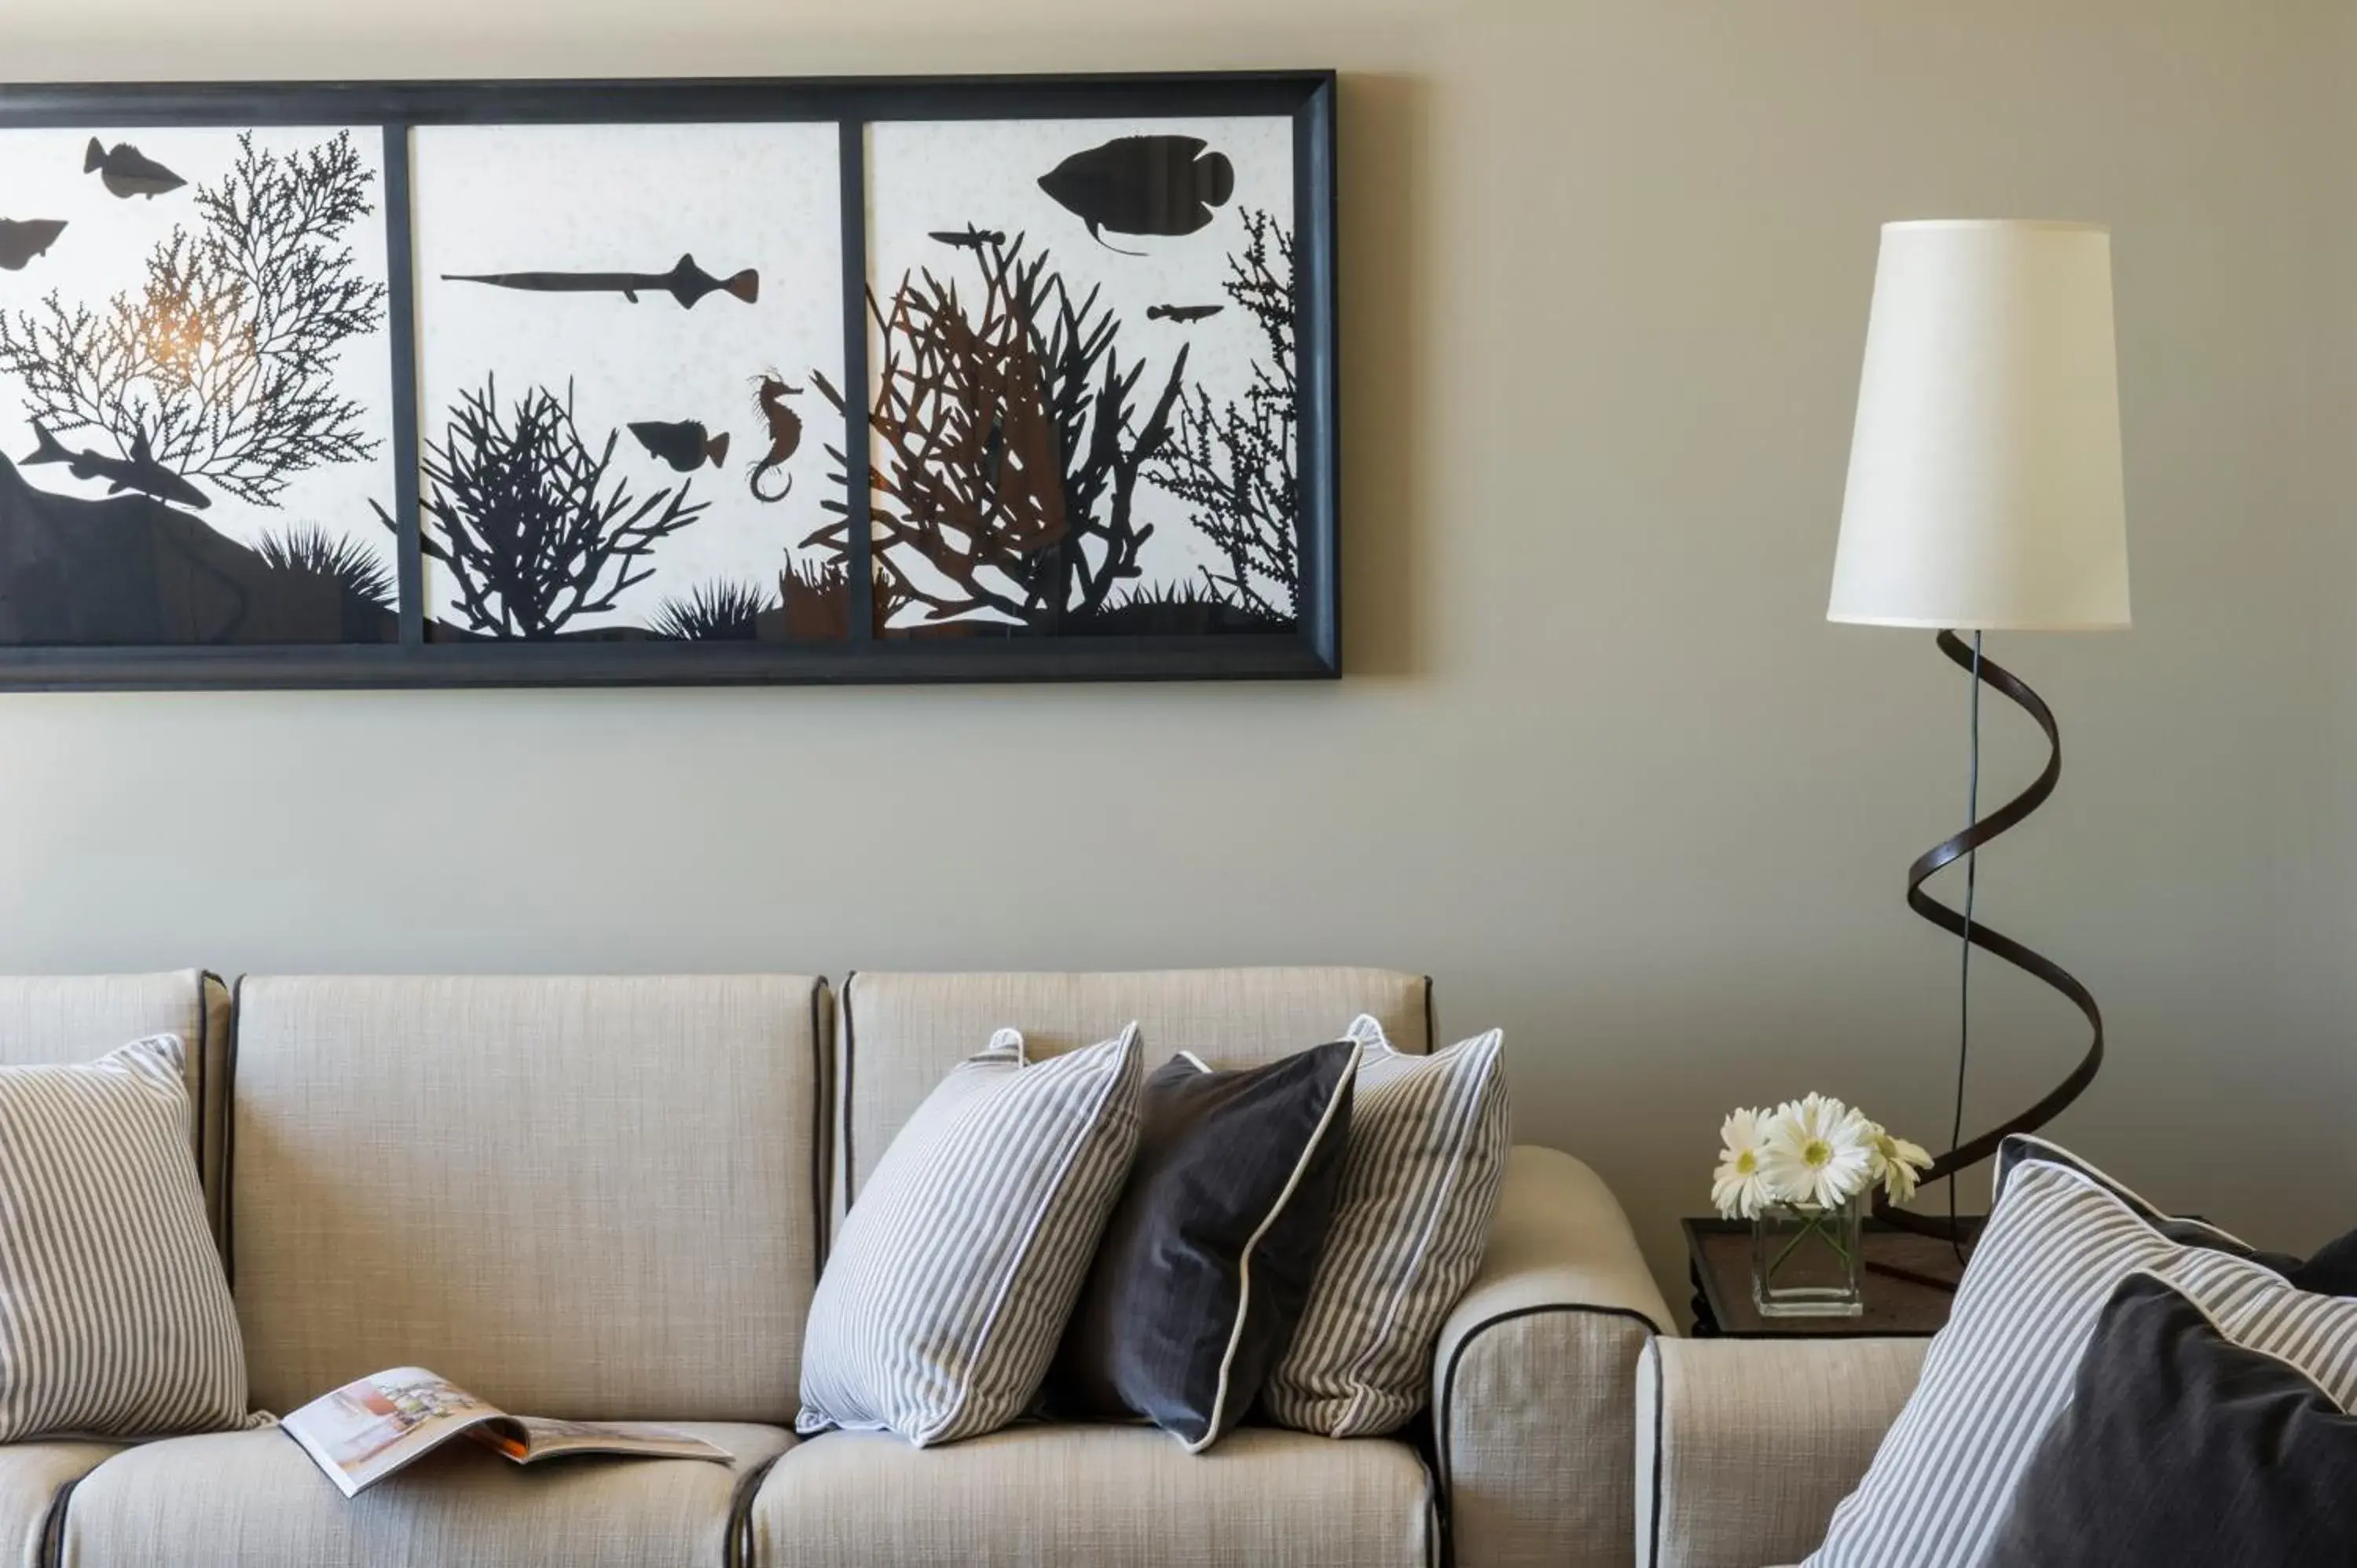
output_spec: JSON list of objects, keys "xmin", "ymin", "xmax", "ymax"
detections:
[
  {"xmin": 838, "ymin": 969, "xmax": 1429, "ymax": 1207},
  {"xmin": 229, "ymin": 975, "xmax": 826, "ymax": 1424},
  {"xmin": 0, "ymin": 970, "xmax": 231, "ymax": 1241}
]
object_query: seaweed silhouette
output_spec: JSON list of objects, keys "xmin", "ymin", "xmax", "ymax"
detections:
[
  {"xmin": 254, "ymin": 523, "xmax": 395, "ymax": 611},
  {"xmin": 0, "ymin": 131, "xmax": 387, "ymax": 508},
  {"xmin": 805, "ymin": 232, "xmax": 1187, "ymax": 633},
  {"xmin": 382, "ymin": 375, "xmax": 706, "ymax": 639},
  {"xmin": 1150, "ymin": 207, "xmax": 1299, "ymax": 624}
]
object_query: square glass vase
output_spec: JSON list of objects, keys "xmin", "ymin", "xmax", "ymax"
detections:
[{"xmin": 1751, "ymin": 1198, "xmax": 1865, "ymax": 1317}]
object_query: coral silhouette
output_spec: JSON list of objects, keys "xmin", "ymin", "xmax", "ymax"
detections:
[
  {"xmin": 805, "ymin": 232, "xmax": 1188, "ymax": 635},
  {"xmin": 1149, "ymin": 207, "xmax": 1299, "ymax": 624},
  {"xmin": 383, "ymin": 375, "xmax": 706, "ymax": 639},
  {"xmin": 0, "ymin": 130, "xmax": 387, "ymax": 508}
]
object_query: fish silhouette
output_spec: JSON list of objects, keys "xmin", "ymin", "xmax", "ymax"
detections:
[
  {"xmin": 84, "ymin": 138, "xmax": 186, "ymax": 200},
  {"xmin": 1037, "ymin": 135, "xmax": 1234, "ymax": 254},
  {"xmin": 443, "ymin": 253, "xmax": 759, "ymax": 309},
  {"xmin": 928, "ymin": 227, "xmax": 1005, "ymax": 251},
  {"xmin": 1146, "ymin": 303, "xmax": 1224, "ymax": 324},
  {"xmin": 0, "ymin": 218, "xmax": 66, "ymax": 270},
  {"xmin": 629, "ymin": 419, "xmax": 731, "ymax": 473},
  {"xmin": 21, "ymin": 421, "xmax": 209, "ymax": 511},
  {"xmin": 748, "ymin": 376, "xmax": 801, "ymax": 503}
]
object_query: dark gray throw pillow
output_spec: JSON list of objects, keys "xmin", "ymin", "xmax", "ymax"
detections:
[
  {"xmin": 1985, "ymin": 1272, "xmax": 2357, "ymax": 1568},
  {"xmin": 1046, "ymin": 1041, "xmax": 1356, "ymax": 1453}
]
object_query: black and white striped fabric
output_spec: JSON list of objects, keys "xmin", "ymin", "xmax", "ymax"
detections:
[
  {"xmin": 797, "ymin": 1024, "xmax": 1142, "ymax": 1447},
  {"xmin": 1259, "ymin": 1014, "xmax": 1508, "ymax": 1438},
  {"xmin": 0, "ymin": 1035, "xmax": 250, "ymax": 1440},
  {"xmin": 1807, "ymin": 1137, "xmax": 2348, "ymax": 1566}
]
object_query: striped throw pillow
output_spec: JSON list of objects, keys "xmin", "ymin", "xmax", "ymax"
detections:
[
  {"xmin": 1807, "ymin": 1138, "xmax": 2325, "ymax": 1566},
  {"xmin": 0, "ymin": 1035, "xmax": 251, "ymax": 1440},
  {"xmin": 1259, "ymin": 1014, "xmax": 1508, "ymax": 1438},
  {"xmin": 797, "ymin": 1024, "xmax": 1143, "ymax": 1447}
]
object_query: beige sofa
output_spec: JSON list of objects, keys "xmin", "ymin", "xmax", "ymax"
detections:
[
  {"xmin": 1636, "ymin": 1338, "xmax": 1929, "ymax": 1568},
  {"xmin": 1, "ymin": 968, "xmax": 1671, "ymax": 1568}
]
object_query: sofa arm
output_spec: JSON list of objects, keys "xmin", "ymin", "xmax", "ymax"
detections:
[
  {"xmin": 1635, "ymin": 1336, "xmax": 1926, "ymax": 1568},
  {"xmin": 1433, "ymin": 1145, "xmax": 1673, "ymax": 1568}
]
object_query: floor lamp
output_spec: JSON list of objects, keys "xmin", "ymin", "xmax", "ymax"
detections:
[{"xmin": 1827, "ymin": 220, "xmax": 2132, "ymax": 1244}]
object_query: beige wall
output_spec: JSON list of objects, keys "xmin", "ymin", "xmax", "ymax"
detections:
[{"xmin": 2, "ymin": 0, "xmax": 2349, "ymax": 1292}]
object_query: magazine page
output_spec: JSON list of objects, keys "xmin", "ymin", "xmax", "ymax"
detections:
[
  {"xmin": 471, "ymin": 1416, "xmax": 731, "ymax": 1464},
  {"xmin": 280, "ymin": 1367, "xmax": 509, "ymax": 1498}
]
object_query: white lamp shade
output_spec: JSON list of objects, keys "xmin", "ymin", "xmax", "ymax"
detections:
[{"xmin": 1829, "ymin": 220, "xmax": 2130, "ymax": 631}]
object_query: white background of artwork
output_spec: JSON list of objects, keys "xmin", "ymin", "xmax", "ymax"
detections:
[
  {"xmin": 0, "ymin": 126, "xmax": 397, "ymax": 565},
  {"xmin": 411, "ymin": 122, "xmax": 844, "ymax": 636},
  {"xmin": 866, "ymin": 115, "xmax": 1295, "ymax": 625}
]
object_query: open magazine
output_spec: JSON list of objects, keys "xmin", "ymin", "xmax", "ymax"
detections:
[{"xmin": 281, "ymin": 1367, "xmax": 729, "ymax": 1498}]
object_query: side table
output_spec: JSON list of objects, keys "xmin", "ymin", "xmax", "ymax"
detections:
[{"xmin": 1681, "ymin": 1216, "xmax": 1982, "ymax": 1337}]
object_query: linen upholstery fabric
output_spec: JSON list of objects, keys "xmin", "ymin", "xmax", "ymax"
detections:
[
  {"xmin": 1985, "ymin": 1272, "xmax": 2357, "ymax": 1568},
  {"xmin": 1805, "ymin": 1138, "xmax": 2333, "ymax": 1568},
  {"xmin": 0, "ymin": 1442, "xmax": 116, "ymax": 1568},
  {"xmin": 0, "ymin": 970, "xmax": 229, "ymax": 1242},
  {"xmin": 1049, "ymin": 1041, "xmax": 1357, "ymax": 1451},
  {"xmin": 1636, "ymin": 1338, "xmax": 1927, "ymax": 1568},
  {"xmin": 58, "ymin": 1420, "xmax": 791, "ymax": 1568},
  {"xmin": 229, "ymin": 975, "xmax": 824, "ymax": 1423},
  {"xmin": 1263, "ymin": 1014, "xmax": 1508, "ymax": 1438},
  {"xmin": 0, "ymin": 1036, "xmax": 250, "ymax": 1441},
  {"xmin": 837, "ymin": 968, "xmax": 1428, "ymax": 1210},
  {"xmin": 798, "ymin": 1026, "xmax": 1143, "ymax": 1446},
  {"xmin": 746, "ymin": 1425, "xmax": 1434, "ymax": 1568},
  {"xmin": 1434, "ymin": 1146, "xmax": 1673, "ymax": 1568}
]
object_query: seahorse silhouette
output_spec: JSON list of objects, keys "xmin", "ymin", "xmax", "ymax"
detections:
[{"xmin": 749, "ymin": 375, "xmax": 801, "ymax": 502}]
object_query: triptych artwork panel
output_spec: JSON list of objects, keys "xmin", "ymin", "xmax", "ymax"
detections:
[{"xmin": 0, "ymin": 79, "xmax": 1331, "ymax": 683}]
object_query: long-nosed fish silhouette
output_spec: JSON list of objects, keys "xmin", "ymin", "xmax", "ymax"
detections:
[
  {"xmin": 1037, "ymin": 135, "xmax": 1234, "ymax": 255},
  {"xmin": 928, "ymin": 227, "xmax": 1005, "ymax": 251},
  {"xmin": 1146, "ymin": 303, "xmax": 1224, "ymax": 324},
  {"xmin": 22, "ymin": 421, "xmax": 209, "ymax": 511},
  {"xmin": 442, "ymin": 253, "xmax": 759, "ymax": 309},
  {"xmin": 629, "ymin": 419, "xmax": 730, "ymax": 473},
  {"xmin": 748, "ymin": 376, "xmax": 801, "ymax": 503},
  {"xmin": 84, "ymin": 139, "xmax": 186, "ymax": 200},
  {"xmin": 0, "ymin": 219, "xmax": 66, "ymax": 270}
]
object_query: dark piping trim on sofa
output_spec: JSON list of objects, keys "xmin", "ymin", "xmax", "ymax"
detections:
[
  {"xmin": 198, "ymin": 970, "xmax": 229, "ymax": 1251},
  {"xmin": 1646, "ymin": 1337, "xmax": 1666, "ymax": 1568},
  {"xmin": 222, "ymin": 973, "xmax": 244, "ymax": 1293},
  {"xmin": 809, "ymin": 978, "xmax": 831, "ymax": 1273},
  {"xmin": 37, "ymin": 1470, "xmax": 82, "ymax": 1568},
  {"xmin": 1431, "ymin": 1301, "xmax": 1665, "ymax": 1568},
  {"xmin": 838, "ymin": 970, "xmax": 860, "ymax": 1214},
  {"xmin": 725, "ymin": 1447, "xmax": 790, "ymax": 1568}
]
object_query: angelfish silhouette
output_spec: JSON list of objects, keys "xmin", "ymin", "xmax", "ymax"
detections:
[
  {"xmin": 442, "ymin": 252, "xmax": 759, "ymax": 309},
  {"xmin": 1037, "ymin": 135, "xmax": 1234, "ymax": 255}
]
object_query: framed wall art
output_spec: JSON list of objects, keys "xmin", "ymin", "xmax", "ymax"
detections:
[{"xmin": 0, "ymin": 72, "xmax": 1337, "ymax": 687}]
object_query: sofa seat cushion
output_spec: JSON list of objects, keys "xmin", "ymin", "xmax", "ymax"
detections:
[
  {"xmin": 746, "ymin": 1424, "xmax": 1433, "ymax": 1567},
  {"xmin": 60, "ymin": 1421, "xmax": 790, "ymax": 1568},
  {"xmin": 0, "ymin": 1442, "xmax": 116, "ymax": 1568}
]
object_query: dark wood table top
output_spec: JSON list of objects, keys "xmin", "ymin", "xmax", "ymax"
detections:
[{"xmin": 1682, "ymin": 1216, "xmax": 1983, "ymax": 1337}]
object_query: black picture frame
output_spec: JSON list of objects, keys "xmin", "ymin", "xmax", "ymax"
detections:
[{"xmin": 0, "ymin": 71, "xmax": 1340, "ymax": 689}]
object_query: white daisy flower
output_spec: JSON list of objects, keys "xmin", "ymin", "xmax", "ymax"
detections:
[
  {"xmin": 1869, "ymin": 1126, "xmax": 1934, "ymax": 1206},
  {"xmin": 1758, "ymin": 1094, "xmax": 1878, "ymax": 1211},
  {"xmin": 1711, "ymin": 1107, "xmax": 1772, "ymax": 1218}
]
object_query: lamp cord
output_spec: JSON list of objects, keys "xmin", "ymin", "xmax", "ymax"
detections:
[{"xmin": 1951, "ymin": 631, "xmax": 1983, "ymax": 1265}]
